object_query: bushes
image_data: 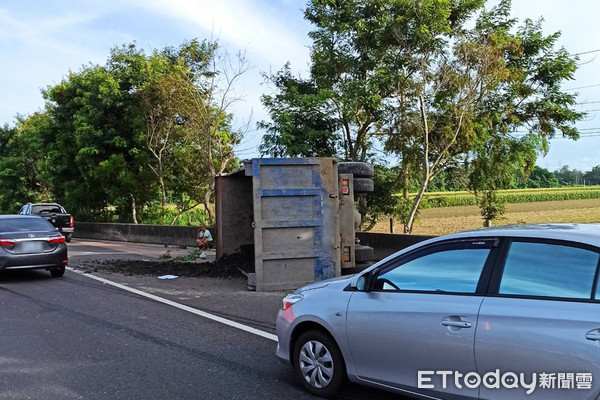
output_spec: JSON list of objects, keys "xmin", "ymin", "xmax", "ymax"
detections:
[{"xmin": 140, "ymin": 203, "xmax": 210, "ymax": 226}]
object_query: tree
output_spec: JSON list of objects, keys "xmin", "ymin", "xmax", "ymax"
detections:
[
  {"xmin": 259, "ymin": 64, "xmax": 339, "ymax": 157},
  {"xmin": 386, "ymin": 1, "xmax": 583, "ymax": 232},
  {"xmin": 260, "ymin": 0, "xmax": 396, "ymax": 162},
  {"xmin": 258, "ymin": 0, "xmax": 582, "ymax": 232},
  {"xmin": 181, "ymin": 44, "xmax": 248, "ymax": 223},
  {"xmin": 526, "ymin": 166, "xmax": 559, "ymax": 188},
  {"xmin": 468, "ymin": 134, "xmax": 538, "ymax": 225},
  {"xmin": 555, "ymin": 165, "xmax": 582, "ymax": 186},
  {"xmin": 43, "ymin": 60, "xmax": 155, "ymax": 222},
  {"xmin": 583, "ymin": 166, "xmax": 600, "ymax": 186},
  {"xmin": 139, "ymin": 69, "xmax": 198, "ymax": 208},
  {"xmin": 0, "ymin": 113, "xmax": 54, "ymax": 213}
]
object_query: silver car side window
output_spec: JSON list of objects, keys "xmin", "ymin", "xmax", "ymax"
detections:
[
  {"xmin": 376, "ymin": 248, "xmax": 491, "ymax": 293},
  {"xmin": 499, "ymin": 242, "xmax": 600, "ymax": 300}
]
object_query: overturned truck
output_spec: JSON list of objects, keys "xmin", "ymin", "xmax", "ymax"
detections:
[{"xmin": 215, "ymin": 158, "xmax": 374, "ymax": 291}]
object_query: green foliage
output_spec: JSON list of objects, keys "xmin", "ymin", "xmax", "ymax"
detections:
[
  {"xmin": 361, "ymin": 165, "xmax": 403, "ymax": 230},
  {"xmin": 259, "ymin": 0, "xmax": 584, "ymax": 232},
  {"xmin": 479, "ymin": 191, "xmax": 506, "ymax": 223},
  {"xmin": 0, "ymin": 39, "xmax": 241, "ymax": 225},
  {"xmin": 583, "ymin": 166, "xmax": 600, "ymax": 186},
  {"xmin": 259, "ymin": 64, "xmax": 340, "ymax": 157},
  {"xmin": 526, "ymin": 166, "xmax": 559, "ymax": 188},
  {"xmin": 140, "ymin": 203, "xmax": 209, "ymax": 226},
  {"xmin": 555, "ymin": 165, "xmax": 584, "ymax": 186}
]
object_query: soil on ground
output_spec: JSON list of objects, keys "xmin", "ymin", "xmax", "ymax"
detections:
[{"xmin": 75, "ymin": 244, "xmax": 255, "ymax": 278}]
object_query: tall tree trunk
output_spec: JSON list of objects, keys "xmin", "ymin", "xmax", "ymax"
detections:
[
  {"xmin": 404, "ymin": 179, "xmax": 428, "ymax": 233},
  {"xmin": 158, "ymin": 161, "xmax": 166, "ymax": 209},
  {"xmin": 404, "ymin": 94, "xmax": 431, "ymax": 234},
  {"xmin": 357, "ymin": 194, "xmax": 368, "ymax": 231},
  {"xmin": 130, "ymin": 194, "xmax": 138, "ymax": 224},
  {"xmin": 203, "ymin": 177, "xmax": 215, "ymax": 225},
  {"xmin": 402, "ymin": 158, "xmax": 410, "ymax": 200}
]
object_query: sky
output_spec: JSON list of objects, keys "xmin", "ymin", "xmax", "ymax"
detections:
[{"xmin": 0, "ymin": 0, "xmax": 599, "ymax": 171}]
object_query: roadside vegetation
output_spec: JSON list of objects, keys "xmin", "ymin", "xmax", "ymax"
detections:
[
  {"xmin": 374, "ymin": 198, "xmax": 600, "ymax": 236},
  {"xmin": 420, "ymin": 186, "xmax": 600, "ymax": 208},
  {"xmin": 0, "ymin": 0, "xmax": 594, "ymax": 233},
  {"xmin": 0, "ymin": 41, "xmax": 246, "ymax": 225}
]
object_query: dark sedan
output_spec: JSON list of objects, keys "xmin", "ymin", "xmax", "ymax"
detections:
[{"xmin": 0, "ymin": 215, "xmax": 68, "ymax": 277}]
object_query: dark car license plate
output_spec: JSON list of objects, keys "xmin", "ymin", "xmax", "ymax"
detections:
[{"xmin": 18, "ymin": 242, "xmax": 45, "ymax": 253}]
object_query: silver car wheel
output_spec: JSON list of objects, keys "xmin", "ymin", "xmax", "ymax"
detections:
[{"xmin": 299, "ymin": 340, "xmax": 334, "ymax": 389}]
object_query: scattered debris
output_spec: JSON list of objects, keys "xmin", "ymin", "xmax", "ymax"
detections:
[
  {"xmin": 160, "ymin": 250, "xmax": 172, "ymax": 260},
  {"xmin": 158, "ymin": 274, "xmax": 179, "ymax": 280},
  {"xmin": 73, "ymin": 244, "xmax": 255, "ymax": 279}
]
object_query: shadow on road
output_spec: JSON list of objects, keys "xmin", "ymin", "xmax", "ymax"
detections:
[{"xmin": 0, "ymin": 269, "xmax": 56, "ymax": 282}]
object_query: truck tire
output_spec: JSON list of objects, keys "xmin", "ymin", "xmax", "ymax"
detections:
[
  {"xmin": 353, "ymin": 178, "xmax": 374, "ymax": 193},
  {"xmin": 341, "ymin": 261, "xmax": 376, "ymax": 276},
  {"xmin": 65, "ymin": 234, "xmax": 72, "ymax": 243},
  {"xmin": 355, "ymin": 245, "xmax": 374, "ymax": 262},
  {"xmin": 338, "ymin": 162, "xmax": 374, "ymax": 178}
]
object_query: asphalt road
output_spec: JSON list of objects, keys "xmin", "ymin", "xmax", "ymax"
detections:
[{"xmin": 0, "ymin": 240, "xmax": 403, "ymax": 400}]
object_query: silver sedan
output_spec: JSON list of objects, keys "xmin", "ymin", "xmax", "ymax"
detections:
[{"xmin": 276, "ymin": 224, "xmax": 600, "ymax": 399}]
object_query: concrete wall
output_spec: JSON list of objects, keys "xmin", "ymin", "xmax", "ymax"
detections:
[
  {"xmin": 215, "ymin": 174, "xmax": 254, "ymax": 258},
  {"xmin": 356, "ymin": 232, "xmax": 436, "ymax": 260},
  {"xmin": 74, "ymin": 222, "xmax": 436, "ymax": 262},
  {"xmin": 74, "ymin": 222, "xmax": 215, "ymax": 248}
]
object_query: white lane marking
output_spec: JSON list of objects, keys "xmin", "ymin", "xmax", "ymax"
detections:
[
  {"xmin": 67, "ymin": 267, "xmax": 278, "ymax": 342},
  {"xmin": 70, "ymin": 251, "xmax": 126, "ymax": 256}
]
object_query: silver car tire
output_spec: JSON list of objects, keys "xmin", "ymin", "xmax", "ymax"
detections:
[{"xmin": 293, "ymin": 330, "xmax": 345, "ymax": 398}]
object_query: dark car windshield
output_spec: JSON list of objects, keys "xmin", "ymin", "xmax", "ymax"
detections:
[
  {"xmin": 0, "ymin": 218, "xmax": 54, "ymax": 232},
  {"xmin": 31, "ymin": 205, "xmax": 63, "ymax": 214}
]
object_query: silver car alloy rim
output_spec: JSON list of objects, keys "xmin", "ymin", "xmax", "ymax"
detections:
[{"xmin": 299, "ymin": 340, "xmax": 334, "ymax": 389}]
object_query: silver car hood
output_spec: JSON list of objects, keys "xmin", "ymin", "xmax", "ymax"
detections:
[{"xmin": 294, "ymin": 275, "xmax": 354, "ymax": 293}]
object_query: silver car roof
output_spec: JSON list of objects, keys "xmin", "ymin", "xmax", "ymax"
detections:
[
  {"xmin": 439, "ymin": 223, "xmax": 600, "ymax": 247},
  {"xmin": 351, "ymin": 223, "xmax": 600, "ymax": 286}
]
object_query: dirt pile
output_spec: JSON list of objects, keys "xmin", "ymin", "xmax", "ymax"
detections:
[{"xmin": 75, "ymin": 245, "xmax": 255, "ymax": 278}]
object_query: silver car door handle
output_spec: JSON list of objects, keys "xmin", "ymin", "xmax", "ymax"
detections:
[
  {"xmin": 441, "ymin": 320, "xmax": 472, "ymax": 328},
  {"xmin": 585, "ymin": 332, "xmax": 600, "ymax": 341}
]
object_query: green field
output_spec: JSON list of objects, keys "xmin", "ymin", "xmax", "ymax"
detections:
[{"xmin": 411, "ymin": 186, "xmax": 600, "ymax": 208}]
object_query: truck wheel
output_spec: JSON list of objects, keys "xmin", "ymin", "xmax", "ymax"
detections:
[
  {"xmin": 355, "ymin": 245, "xmax": 374, "ymax": 262},
  {"xmin": 353, "ymin": 178, "xmax": 374, "ymax": 193},
  {"xmin": 65, "ymin": 234, "xmax": 72, "ymax": 243},
  {"xmin": 338, "ymin": 162, "xmax": 374, "ymax": 178},
  {"xmin": 293, "ymin": 330, "xmax": 346, "ymax": 398},
  {"xmin": 50, "ymin": 266, "xmax": 65, "ymax": 278}
]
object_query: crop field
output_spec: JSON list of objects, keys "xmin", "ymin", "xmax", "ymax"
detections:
[
  {"xmin": 372, "ymin": 198, "xmax": 600, "ymax": 236},
  {"xmin": 418, "ymin": 186, "xmax": 600, "ymax": 208}
]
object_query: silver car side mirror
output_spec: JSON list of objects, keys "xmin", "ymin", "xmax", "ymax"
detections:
[{"xmin": 355, "ymin": 275, "xmax": 366, "ymax": 291}]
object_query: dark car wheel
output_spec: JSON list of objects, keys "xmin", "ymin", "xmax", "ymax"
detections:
[
  {"xmin": 293, "ymin": 330, "xmax": 346, "ymax": 398},
  {"xmin": 65, "ymin": 234, "xmax": 72, "ymax": 243},
  {"xmin": 50, "ymin": 266, "xmax": 65, "ymax": 277}
]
